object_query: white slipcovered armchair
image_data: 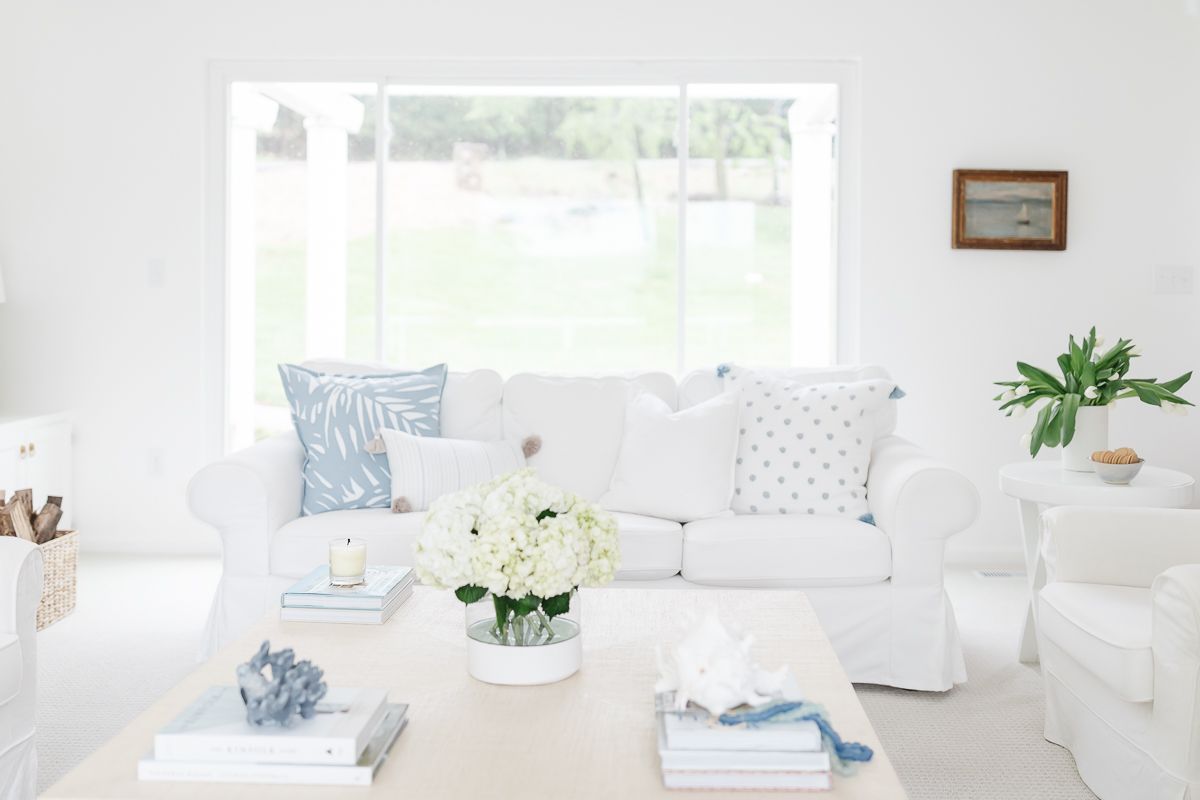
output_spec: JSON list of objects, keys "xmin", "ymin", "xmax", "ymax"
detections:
[
  {"xmin": 1039, "ymin": 506, "xmax": 1200, "ymax": 799},
  {"xmin": 0, "ymin": 538, "xmax": 42, "ymax": 800}
]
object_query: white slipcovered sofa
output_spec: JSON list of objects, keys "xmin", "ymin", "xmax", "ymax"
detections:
[
  {"xmin": 0, "ymin": 538, "xmax": 42, "ymax": 800},
  {"xmin": 189, "ymin": 364, "xmax": 979, "ymax": 691},
  {"xmin": 1040, "ymin": 506, "xmax": 1200, "ymax": 798}
]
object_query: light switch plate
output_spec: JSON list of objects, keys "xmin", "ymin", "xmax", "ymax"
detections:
[{"xmin": 1154, "ymin": 264, "xmax": 1194, "ymax": 295}]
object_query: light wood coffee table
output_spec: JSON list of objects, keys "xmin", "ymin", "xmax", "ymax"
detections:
[{"xmin": 44, "ymin": 588, "xmax": 906, "ymax": 798}]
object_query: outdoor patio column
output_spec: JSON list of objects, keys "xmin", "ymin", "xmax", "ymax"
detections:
[
  {"xmin": 228, "ymin": 86, "xmax": 278, "ymax": 451},
  {"xmin": 788, "ymin": 91, "xmax": 838, "ymax": 365},
  {"xmin": 304, "ymin": 115, "xmax": 350, "ymax": 360}
]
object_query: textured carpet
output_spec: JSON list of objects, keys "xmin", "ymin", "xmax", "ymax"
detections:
[
  {"xmin": 857, "ymin": 570, "xmax": 1095, "ymax": 799},
  {"xmin": 34, "ymin": 557, "xmax": 1094, "ymax": 798}
]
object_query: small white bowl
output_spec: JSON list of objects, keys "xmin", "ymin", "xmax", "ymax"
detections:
[{"xmin": 1092, "ymin": 459, "xmax": 1145, "ymax": 485}]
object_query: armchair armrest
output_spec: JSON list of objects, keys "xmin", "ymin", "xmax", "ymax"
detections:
[
  {"xmin": 187, "ymin": 432, "xmax": 304, "ymax": 577},
  {"xmin": 867, "ymin": 436, "xmax": 980, "ymax": 586},
  {"xmin": 1152, "ymin": 564, "xmax": 1200, "ymax": 777},
  {"xmin": 0, "ymin": 538, "xmax": 42, "ymax": 637},
  {"xmin": 1042, "ymin": 506, "xmax": 1200, "ymax": 588},
  {"xmin": 0, "ymin": 537, "xmax": 42, "ymax": 771}
]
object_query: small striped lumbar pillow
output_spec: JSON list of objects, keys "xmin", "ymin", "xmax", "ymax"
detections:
[{"xmin": 378, "ymin": 428, "xmax": 527, "ymax": 512}]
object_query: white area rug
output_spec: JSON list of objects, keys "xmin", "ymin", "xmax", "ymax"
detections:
[{"xmin": 34, "ymin": 557, "xmax": 1095, "ymax": 798}]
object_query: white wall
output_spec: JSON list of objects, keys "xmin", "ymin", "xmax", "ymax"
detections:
[{"xmin": 0, "ymin": 1, "xmax": 1197, "ymax": 560}]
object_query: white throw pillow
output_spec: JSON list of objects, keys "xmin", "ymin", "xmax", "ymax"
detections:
[
  {"xmin": 379, "ymin": 428, "xmax": 525, "ymax": 512},
  {"xmin": 600, "ymin": 390, "xmax": 741, "ymax": 523},
  {"xmin": 728, "ymin": 369, "xmax": 896, "ymax": 518}
]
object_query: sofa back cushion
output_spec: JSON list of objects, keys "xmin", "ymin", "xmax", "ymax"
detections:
[
  {"xmin": 303, "ymin": 360, "xmax": 504, "ymax": 441},
  {"xmin": 502, "ymin": 373, "xmax": 676, "ymax": 500},
  {"xmin": 679, "ymin": 365, "xmax": 898, "ymax": 436}
]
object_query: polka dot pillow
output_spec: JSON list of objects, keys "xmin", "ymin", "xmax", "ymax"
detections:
[{"xmin": 726, "ymin": 369, "xmax": 897, "ymax": 518}]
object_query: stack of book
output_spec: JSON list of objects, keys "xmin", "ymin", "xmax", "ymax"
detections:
[
  {"xmin": 139, "ymin": 686, "xmax": 407, "ymax": 786},
  {"xmin": 280, "ymin": 565, "xmax": 415, "ymax": 624},
  {"xmin": 656, "ymin": 692, "xmax": 832, "ymax": 791}
]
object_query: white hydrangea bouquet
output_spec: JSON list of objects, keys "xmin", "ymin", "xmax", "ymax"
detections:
[{"xmin": 414, "ymin": 468, "xmax": 619, "ymax": 647}]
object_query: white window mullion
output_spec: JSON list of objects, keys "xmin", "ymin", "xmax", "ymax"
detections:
[
  {"xmin": 373, "ymin": 80, "xmax": 389, "ymax": 362},
  {"xmin": 675, "ymin": 83, "xmax": 688, "ymax": 376}
]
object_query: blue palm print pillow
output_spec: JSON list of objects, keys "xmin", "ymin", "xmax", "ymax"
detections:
[{"xmin": 279, "ymin": 363, "xmax": 448, "ymax": 515}]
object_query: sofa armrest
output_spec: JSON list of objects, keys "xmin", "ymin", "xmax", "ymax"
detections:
[
  {"xmin": 187, "ymin": 433, "xmax": 304, "ymax": 577},
  {"xmin": 1042, "ymin": 506, "xmax": 1200, "ymax": 589},
  {"xmin": 867, "ymin": 436, "xmax": 980, "ymax": 586},
  {"xmin": 1152, "ymin": 564, "xmax": 1200, "ymax": 777}
]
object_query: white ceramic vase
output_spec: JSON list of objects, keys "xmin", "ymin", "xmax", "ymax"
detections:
[
  {"xmin": 1062, "ymin": 405, "xmax": 1109, "ymax": 472},
  {"xmin": 464, "ymin": 593, "xmax": 582, "ymax": 685}
]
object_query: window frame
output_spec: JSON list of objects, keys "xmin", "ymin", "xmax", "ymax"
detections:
[{"xmin": 204, "ymin": 59, "xmax": 861, "ymax": 455}]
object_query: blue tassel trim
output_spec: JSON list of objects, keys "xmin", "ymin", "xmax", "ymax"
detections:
[
  {"xmin": 716, "ymin": 364, "xmax": 731, "ymax": 378},
  {"xmin": 857, "ymin": 512, "xmax": 876, "ymax": 526},
  {"xmin": 889, "ymin": 386, "xmax": 906, "ymax": 399},
  {"xmin": 717, "ymin": 700, "xmax": 874, "ymax": 773}
]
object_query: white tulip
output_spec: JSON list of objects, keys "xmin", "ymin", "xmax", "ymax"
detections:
[
  {"xmin": 1084, "ymin": 386, "xmax": 1100, "ymax": 399},
  {"xmin": 1019, "ymin": 433, "xmax": 1033, "ymax": 449},
  {"xmin": 1014, "ymin": 385, "xmax": 1030, "ymax": 398},
  {"xmin": 1179, "ymin": 405, "xmax": 1190, "ymax": 417},
  {"xmin": 1094, "ymin": 334, "xmax": 1106, "ymax": 348},
  {"xmin": 1162, "ymin": 403, "xmax": 1176, "ymax": 415},
  {"xmin": 1001, "ymin": 389, "xmax": 1016, "ymax": 402},
  {"xmin": 1129, "ymin": 346, "xmax": 1142, "ymax": 356},
  {"xmin": 1010, "ymin": 404, "xmax": 1028, "ymax": 418}
]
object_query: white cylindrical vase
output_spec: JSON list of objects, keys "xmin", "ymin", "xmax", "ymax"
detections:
[
  {"xmin": 464, "ymin": 592, "xmax": 581, "ymax": 685},
  {"xmin": 1062, "ymin": 405, "xmax": 1109, "ymax": 472}
]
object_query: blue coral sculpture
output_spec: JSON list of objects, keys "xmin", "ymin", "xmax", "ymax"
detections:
[{"xmin": 236, "ymin": 640, "xmax": 328, "ymax": 727}]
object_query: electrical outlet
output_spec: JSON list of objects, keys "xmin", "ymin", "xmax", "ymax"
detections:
[{"xmin": 1154, "ymin": 264, "xmax": 1194, "ymax": 295}]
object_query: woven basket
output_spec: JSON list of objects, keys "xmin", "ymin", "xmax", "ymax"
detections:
[{"xmin": 36, "ymin": 530, "xmax": 78, "ymax": 630}]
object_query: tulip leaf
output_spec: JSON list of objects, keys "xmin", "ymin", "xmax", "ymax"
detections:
[
  {"xmin": 1016, "ymin": 362, "xmax": 1066, "ymax": 394},
  {"xmin": 1060, "ymin": 393, "xmax": 1081, "ymax": 446},
  {"xmin": 1042, "ymin": 405, "xmax": 1063, "ymax": 448},
  {"xmin": 1030, "ymin": 403, "xmax": 1054, "ymax": 457},
  {"xmin": 1160, "ymin": 372, "xmax": 1192, "ymax": 393}
]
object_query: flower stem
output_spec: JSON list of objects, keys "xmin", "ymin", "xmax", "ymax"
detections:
[{"xmin": 534, "ymin": 608, "xmax": 556, "ymax": 642}]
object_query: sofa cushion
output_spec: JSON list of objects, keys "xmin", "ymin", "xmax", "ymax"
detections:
[
  {"xmin": 609, "ymin": 512, "xmax": 683, "ymax": 580},
  {"xmin": 0, "ymin": 634, "xmax": 21, "ymax": 708},
  {"xmin": 1038, "ymin": 582, "xmax": 1153, "ymax": 702},
  {"xmin": 379, "ymin": 428, "xmax": 525, "ymax": 512},
  {"xmin": 726, "ymin": 370, "xmax": 895, "ymax": 520},
  {"xmin": 303, "ymin": 361, "xmax": 504, "ymax": 441},
  {"xmin": 271, "ymin": 509, "xmax": 682, "ymax": 581},
  {"xmin": 600, "ymin": 390, "xmax": 740, "ymax": 523},
  {"xmin": 679, "ymin": 365, "xmax": 898, "ymax": 437},
  {"xmin": 502, "ymin": 373, "xmax": 676, "ymax": 500},
  {"xmin": 681, "ymin": 515, "xmax": 891, "ymax": 587},
  {"xmin": 280, "ymin": 363, "xmax": 448, "ymax": 515}
]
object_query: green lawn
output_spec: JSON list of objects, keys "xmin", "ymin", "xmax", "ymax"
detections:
[{"xmin": 254, "ymin": 163, "xmax": 793, "ymax": 409}]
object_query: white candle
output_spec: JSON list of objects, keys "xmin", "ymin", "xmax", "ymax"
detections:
[{"xmin": 329, "ymin": 537, "xmax": 367, "ymax": 585}]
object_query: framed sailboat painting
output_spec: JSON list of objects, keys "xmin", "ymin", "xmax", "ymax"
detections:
[{"xmin": 952, "ymin": 169, "xmax": 1068, "ymax": 250}]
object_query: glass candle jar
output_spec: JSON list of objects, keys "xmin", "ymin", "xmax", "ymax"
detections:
[{"xmin": 328, "ymin": 537, "xmax": 367, "ymax": 586}]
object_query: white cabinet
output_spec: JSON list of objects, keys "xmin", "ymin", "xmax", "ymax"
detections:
[{"xmin": 0, "ymin": 413, "xmax": 72, "ymax": 528}]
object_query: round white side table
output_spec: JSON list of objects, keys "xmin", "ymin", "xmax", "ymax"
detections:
[{"xmin": 999, "ymin": 461, "xmax": 1195, "ymax": 663}]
